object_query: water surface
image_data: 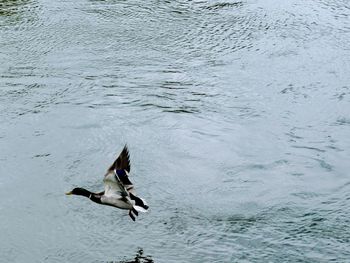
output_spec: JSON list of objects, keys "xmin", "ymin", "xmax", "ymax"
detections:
[{"xmin": 1, "ymin": 0, "xmax": 350, "ymax": 262}]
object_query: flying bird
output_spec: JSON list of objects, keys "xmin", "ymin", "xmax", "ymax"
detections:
[{"xmin": 66, "ymin": 145, "xmax": 148, "ymax": 221}]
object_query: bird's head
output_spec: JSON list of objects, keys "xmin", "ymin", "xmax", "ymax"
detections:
[{"xmin": 65, "ymin": 187, "xmax": 91, "ymax": 197}]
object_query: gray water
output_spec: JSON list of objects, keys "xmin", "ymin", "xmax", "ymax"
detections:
[{"xmin": 1, "ymin": 0, "xmax": 350, "ymax": 262}]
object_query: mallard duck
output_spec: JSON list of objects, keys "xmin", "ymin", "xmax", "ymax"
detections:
[{"xmin": 66, "ymin": 145, "xmax": 148, "ymax": 221}]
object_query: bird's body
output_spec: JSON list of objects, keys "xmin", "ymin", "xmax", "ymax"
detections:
[
  {"xmin": 102, "ymin": 171, "xmax": 133, "ymax": 210},
  {"xmin": 66, "ymin": 146, "xmax": 148, "ymax": 221}
]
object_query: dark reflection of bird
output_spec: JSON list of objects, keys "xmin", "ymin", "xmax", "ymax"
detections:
[
  {"xmin": 66, "ymin": 145, "xmax": 148, "ymax": 221},
  {"xmin": 112, "ymin": 249, "xmax": 154, "ymax": 263}
]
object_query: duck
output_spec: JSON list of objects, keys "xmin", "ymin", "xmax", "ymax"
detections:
[{"xmin": 65, "ymin": 145, "xmax": 148, "ymax": 221}]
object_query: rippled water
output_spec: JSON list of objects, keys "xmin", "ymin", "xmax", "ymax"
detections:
[{"xmin": 1, "ymin": 0, "xmax": 350, "ymax": 262}]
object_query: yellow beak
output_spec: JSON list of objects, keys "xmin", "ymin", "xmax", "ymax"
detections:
[{"xmin": 65, "ymin": 191, "xmax": 73, "ymax": 195}]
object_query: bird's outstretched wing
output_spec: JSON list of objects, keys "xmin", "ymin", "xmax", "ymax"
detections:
[
  {"xmin": 108, "ymin": 145, "xmax": 131, "ymax": 173},
  {"xmin": 103, "ymin": 171, "xmax": 129, "ymax": 198}
]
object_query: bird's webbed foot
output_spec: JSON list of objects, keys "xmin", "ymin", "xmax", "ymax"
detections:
[
  {"xmin": 129, "ymin": 210, "xmax": 136, "ymax": 221},
  {"xmin": 132, "ymin": 207, "xmax": 139, "ymax": 216}
]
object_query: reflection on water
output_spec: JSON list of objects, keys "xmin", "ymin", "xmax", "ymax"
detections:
[
  {"xmin": 110, "ymin": 249, "xmax": 153, "ymax": 263},
  {"xmin": 0, "ymin": 0, "xmax": 29, "ymax": 16},
  {"xmin": 0, "ymin": 0, "xmax": 38, "ymax": 25}
]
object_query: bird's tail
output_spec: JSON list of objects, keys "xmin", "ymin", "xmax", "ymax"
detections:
[
  {"xmin": 133, "ymin": 205, "xmax": 147, "ymax": 213},
  {"xmin": 129, "ymin": 200, "xmax": 148, "ymax": 221},
  {"xmin": 130, "ymin": 193, "xmax": 149, "ymax": 212}
]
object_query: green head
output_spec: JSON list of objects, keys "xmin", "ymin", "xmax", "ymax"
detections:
[{"xmin": 65, "ymin": 187, "xmax": 91, "ymax": 197}]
